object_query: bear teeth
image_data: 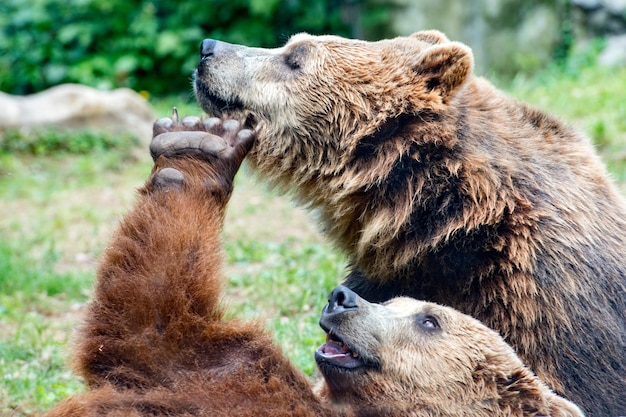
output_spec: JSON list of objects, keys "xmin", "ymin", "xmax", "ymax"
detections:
[{"xmin": 327, "ymin": 333, "xmax": 355, "ymax": 354}]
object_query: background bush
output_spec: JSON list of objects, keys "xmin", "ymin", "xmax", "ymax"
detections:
[{"xmin": 0, "ymin": 0, "xmax": 393, "ymax": 95}]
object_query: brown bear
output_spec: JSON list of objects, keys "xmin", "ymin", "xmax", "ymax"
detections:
[
  {"xmin": 44, "ymin": 116, "xmax": 583, "ymax": 417},
  {"xmin": 193, "ymin": 30, "xmax": 626, "ymax": 416},
  {"xmin": 315, "ymin": 285, "xmax": 584, "ymax": 417},
  {"xmin": 44, "ymin": 117, "xmax": 332, "ymax": 417}
]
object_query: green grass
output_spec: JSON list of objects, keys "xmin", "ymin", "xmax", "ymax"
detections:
[
  {"xmin": 0, "ymin": 218, "xmax": 92, "ymax": 413},
  {"xmin": 1, "ymin": 63, "xmax": 626, "ymax": 416},
  {"xmin": 150, "ymin": 93, "xmax": 203, "ymax": 119},
  {"xmin": 0, "ymin": 293, "xmax": 86, "ymax": 414},
  {"xmin": 0, "ymin": 240, "xmax": 91, "ymax": 299},
  {"xmin": 225, "ymin": 238, "xmax": 345, "ymax": 374},
  {"xmin": 0, "ymin": 129, "xmax": 139, "ymax": 156},
  {"xmin": 505, "ymin": 64, "xmax": 626, "ymax": 182}
]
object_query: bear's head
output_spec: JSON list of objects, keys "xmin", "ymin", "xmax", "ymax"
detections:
[
  {"xmin": 194, "ymin": 31, "xmax": 476, "ymax": 276},
  {"xmin": 313, "ymin": 286, "xmax": 583, "ymax": 417},
  {"xmin": 194, "ymin": 30, "xmax": 471, "ymax": 185},
  {"xmin": 196, "ymin": 32, "xmax": 474, "ymax": 172}
]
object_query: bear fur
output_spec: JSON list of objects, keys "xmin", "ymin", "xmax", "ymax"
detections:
[
  {"xmin": 44, "ymin": 118, "xmax": 332, "ymax": 417},
  {"xmin": 315, "ymin": 285, "xmax": 584, "ymax": 417},
  {"xmin": 193, "ymin": 31, "xmax": 626, "ymax": 416},
  {"xmin": 43, "ymin": 117, "xmax": 583, "ymax": 417}
]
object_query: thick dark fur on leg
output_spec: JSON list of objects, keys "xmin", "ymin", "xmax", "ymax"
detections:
[{"xmin": 44, "ymin": 116, "xmax": 332, "ymax": 417}]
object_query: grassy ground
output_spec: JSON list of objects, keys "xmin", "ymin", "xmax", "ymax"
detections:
[{"xmin": 1, "ymin": 63, "xmax": 625, "ymax": 416}]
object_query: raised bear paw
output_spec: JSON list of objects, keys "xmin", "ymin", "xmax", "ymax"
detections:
[
  {"xmin": 151, "ymin": 108, "xmax": 255, "ymax": 166},
  {"xmin": 147, "ymin": 108, "xmax": 256, "ymax": 199}
]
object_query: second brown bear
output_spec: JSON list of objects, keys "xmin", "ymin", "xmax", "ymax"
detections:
[
  {"xmin": 194, "ymin": 30, "xmax": 626, "ymax": 416},
  {"xmin": 44, "ymin": 117, "xmax": 583, "ymax": 417}
]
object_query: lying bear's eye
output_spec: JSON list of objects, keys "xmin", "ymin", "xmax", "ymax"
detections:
[{"xmin": 416, "ymin": 314, "xmax": 440, "ymax": 331}]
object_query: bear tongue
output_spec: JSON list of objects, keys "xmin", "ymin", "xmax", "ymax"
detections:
[
  {"xmin": 320, "ymin": 340, "xmax": 350, "ymax": 356},
  {"xmin": 317, "ymin": 338, "xmax": 363, "ymax": 369},
  {"xmin": 317, "ymin": 333, "xmax": 364, "ymax": 369}
]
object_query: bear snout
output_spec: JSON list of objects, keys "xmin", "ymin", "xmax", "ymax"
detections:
[
  {"xmin": 323, "ymin": 285, "xmax": 359, "ymax": 317},
  {"xmin": 199, "ymin": 38, "xmax": 253, "ymax": 62},
  {"xmin": 199, "ymin": 38, "xmax": 240, "ymax": 63},
  {"xmin": 200, "ymin": 39, "xmax": 217, "ymax": 60}
]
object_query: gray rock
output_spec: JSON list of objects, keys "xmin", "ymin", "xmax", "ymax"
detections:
[
  {"xmin": 0, "ymin": 84, "xmax": 155, "ymax": 142},
  {"xmin": 588, "ymin": 8, "xmax": 613, "ymax": 33},
  {"xmin": 572, "ymin": 0, "xmax": 603, "ymax": 10},
  {"xmin": 601, "ymin": 0, "xmax": 626, "ymax": 14},
  {"xmin": 390, "ymin": 0, "xmax": 561, "ymax": 76},
  {"xmin": 598, "ymin": 34, "xmax": 626, "ymax": 66}
]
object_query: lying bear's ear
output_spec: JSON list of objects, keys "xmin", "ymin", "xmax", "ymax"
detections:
[
  {"xmin": 414, "ymin": 42, "xmax": 474, "ymax": 103},
  {"xmin": 410, "ymin": 30, "xmax": 449, "ymax": 45}
]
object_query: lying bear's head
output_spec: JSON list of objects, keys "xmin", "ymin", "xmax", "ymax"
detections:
[{"xmin": 314, "ymin": 286, "xmax": 583, "ymax": 417}]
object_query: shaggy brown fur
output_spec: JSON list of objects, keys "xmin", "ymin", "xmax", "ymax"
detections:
[
  {"xmin": 44, "ymin": 117, "xmax": 583, "ymax": 417},
  {"xmin": 314, "ymin": 286, "xmax": 584, "ymax": 417},
  {"xmin": 44, "ymin": 117, "xmax": 333, "ymax": 417},
  {"xmin": 194, "ymin": 31, "xmax": 626, "ymax": 416}
]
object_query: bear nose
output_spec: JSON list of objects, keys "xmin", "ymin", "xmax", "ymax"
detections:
[
  {"xmin": 324, "ymin": 285, "xmax": 359, "ymax": 316},
  {"xmin": 200, "ymin": 39, "xmax": 217, "ymax": 60}
]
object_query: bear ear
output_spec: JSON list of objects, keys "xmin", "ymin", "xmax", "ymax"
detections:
[
  {"xmin": 414, "ymin": 42, "xmax": 474, "ymax": 102},
  {"xmin": 410, "ymin": 30, "xmax": 449, "ymax": 45}
]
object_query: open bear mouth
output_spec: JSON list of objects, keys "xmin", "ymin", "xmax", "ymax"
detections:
[{"xmin": 315, "ymin": 330, "xmax": 365, "ymax": 370}]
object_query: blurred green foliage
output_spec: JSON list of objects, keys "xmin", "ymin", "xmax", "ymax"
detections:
[{"xmin": 0, "ymin": 0, "xmax": 392, "ymax": 95}]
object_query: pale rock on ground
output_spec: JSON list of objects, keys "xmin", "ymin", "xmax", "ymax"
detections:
[{"xmin": 0, "ymin": 84, "xmax": 154, "ymax": 142}]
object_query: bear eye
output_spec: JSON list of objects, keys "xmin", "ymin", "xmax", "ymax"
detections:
[{"xmin": 416, "ymin": 314, "xmax": 440, "ymax": 331}]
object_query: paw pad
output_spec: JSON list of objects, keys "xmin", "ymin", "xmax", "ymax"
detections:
[{"xmin": 152, "ymin": 167, "xmax": 185, "ymax": 190}]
